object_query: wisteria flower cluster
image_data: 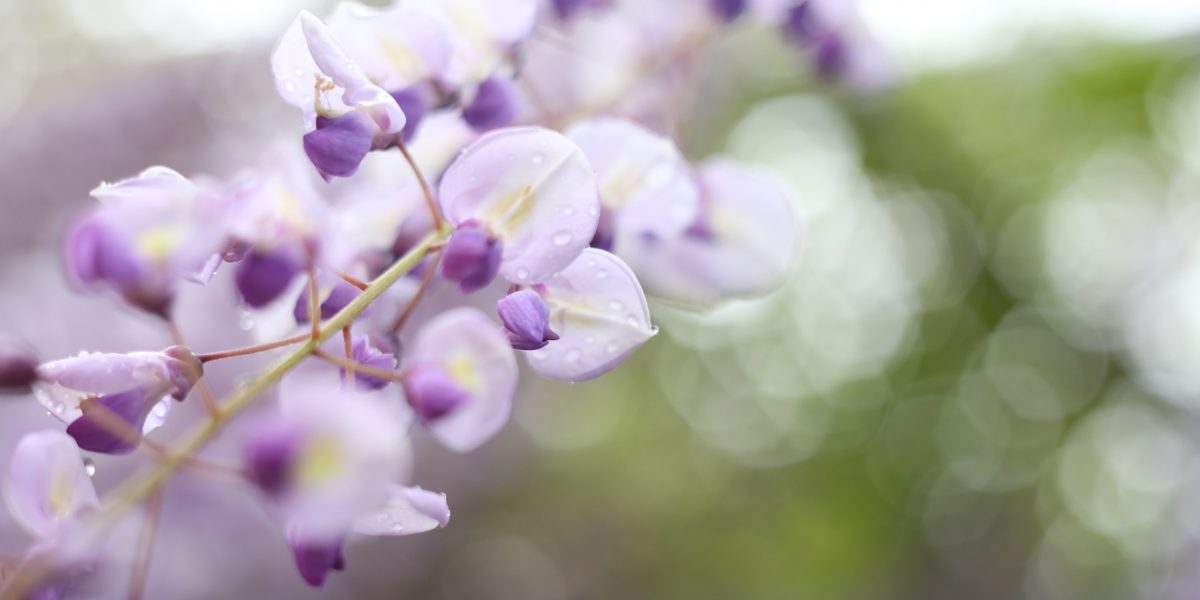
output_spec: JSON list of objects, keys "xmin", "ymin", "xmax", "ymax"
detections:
[{"xmin": 0, "ymin": 0, "xmax": 863, "ymax": 596}]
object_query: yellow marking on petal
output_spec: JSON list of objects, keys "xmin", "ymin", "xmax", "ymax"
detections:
[
  {"xmin": 484, "ymin": 186, "xmax": 535, "ymax": 238},
  {"xmin": 48, "ymin": 475, "xmax": 75, "ymax": 519},
  {"xmin": 136, "ymin": 226, "xmax": 182, "ymax": 265},
  {"xmin": 448, "ymin": 354, "xmax": 480, "ymax": 392},
  {"xmin": 296, "ymin": 436, "xmax": 344, "ymax": 487},
  {"xmin": 379, "ymin": 37, "xmax": 425, "ymax": 82}
]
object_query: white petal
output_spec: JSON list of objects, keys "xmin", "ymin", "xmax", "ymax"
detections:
[
  {"xmin": 352, "ymin": 485, "xmax": 449, "ymax": 536},
  {"xmin": 4, "ymin": 431, "xmax": 99, "ymax": 539},
  {"xmin": 526, "ymin": 249, "xmax": 656, "ymax": 381}
]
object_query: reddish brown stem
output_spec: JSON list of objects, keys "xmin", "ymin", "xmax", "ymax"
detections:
[
  {"xmin": 335, "ymin": 269, "xmax": 369, "ymax": 291},
  {"xmin": 313, "ymin": 348, "xmax": 407, "ymax": 384},
  {"xmin": 127, "ymin": 487, "xmax": 165, "ymax": 600},
  {"xmin": 307, "ymin": 268, "xmax": 321, "ymax": 340},
  {"xmin": 197, "ymin": 334, "xmax": 310, "ymax": 363},
  {"xmin": 389, "ymin": 248, "xmax": 444, "ymax": 334},
  {"xmin": 341, "ymin": 327, "xmax": 354, "ymax": 382},
  {"xmin": 397, "ymin": 141, "xmax": 443, "ymax": 230}
]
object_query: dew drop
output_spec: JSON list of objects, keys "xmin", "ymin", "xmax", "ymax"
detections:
[
  {"xmin": 293, "ymin": 67, "xmax": 304, "ymax": 77},
  {"xmin": 83, "ymin": 458, "xmax": 96, "ymax": 477},
  {"xmin": 625, "ymin": 315, "xmax": 641, "ymax": 327},
  {"xmin": 390, "ymin": 523, "xmax": 405, "ymax": 533},
  {"xmin": 605, "ymin": 342, "xmax": 619, "ymax": 354},
  {"xmin": 516, "ymin": 268, "xmax": 530, "ymax": 280},
  {"xmin": 563, "ymin": 207, "xmax": 576, "ymax": 216},
  {"xmin": 588, "ymin": 206, "xmax": 600, "ymax": 217},
  {"xmin": 238, "ymin": 315, "xmax": 255, "ymax": 331},
  {"xmin": 531, "ymin": 152, "xmax": 545, "ymax": 165},
  {"xmin": 608, "ymin": 300, "xmax": 623, "ymax": 311},
  {"xmin": 552, "ymin": 231, "xmax": 573, "ymax": 246},
  {"xmin": 595, "ymin": 269, "xmax": 608, "ymax": 279},
  {"xmin": 565, "ymin": 348, "xmax": 582, "ymax": 363}
]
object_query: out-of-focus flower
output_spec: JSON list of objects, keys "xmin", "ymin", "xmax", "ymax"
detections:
[
  {"xmin": 242, "ymin": 372, "xmax": 445, "ymax": 587},
  {"xmin": 65, "ymin": 167, "xmax": 229, "ymax": 317},
  {"xmin": 620, "ymin": 159, "xmax": 799, "ymax": 306},
  {"xmin": 0, "ymin": 337, "xmax": 39, "ymax": 395},
  {"xmin": 566, "ymin": 118, "xmax": 699, "ymax": 250},
  {"xmin": 401, "ymin": 308, "xmax": 518, "ymax": 452},
  {"xmin": 775, "ymin": 0, "xmax": 896, "ymax": 89},
  {"xmin": 34, "ymin": 347, "xmax": 202, "ymax": 454},
  {"xmin": 522, "ymin": 249, "xmax": 656, "ymax": 381},
  {"xmin": 437, "ymin": 127, "xmax": 599, "ymax": 292}
]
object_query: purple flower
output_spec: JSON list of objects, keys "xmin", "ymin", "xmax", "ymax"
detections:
[
  {"xmin": 65, "ymin": 167, "xmax": 228, "ymax": 316},
  {"xmin": 551, "ymin": 0, "xmax": 612, "ymax": 20},
  {"xmin": 440, "ymin": 222, "xmax": 502, "ymax": 294},
  {"xmin": 438, "ymin": 127, "xmax": 600, "ymax": 290},
  {"xmin": 235, "ymin": 247, "xmax": 305, "ymax": 309},
  {"xmin": 273, "ymin": 11, "xmax": 407, "ymax": 179},
  {"xmin": 523, "ymin": 249, "xmax": 656, "ymax": 381},
  {"xmin": 566, "ymin": 118, "xmax": 700, "ymax": 248},
  {"xmin": 0, "ymin": 337, "xmax": 39, "ymax": 395},
  {"xmin": 343, "ymin": 336, "xmax": 397, "ymax": 390},
  {"xmin": 619, "ymin": 159, "xmax": 799, "ymax": 306},
  {"xmin": 497, "ymin": 288, "xmax": 559, "ymax": 350},
  {"xmin": 293, "ymin": 276, "xmax": 362, "ymax": 324},
  {"xmin": 286, "ymin": 526, "xmax": 346, "ymax": 588},
  {"xmin": 35, "ymin": 347, "xmax": 202, "ymax": 454},
  {"xmin": 402, "ymin": 308, "xmax": 517, "ymax": 452},
  {"xmin": 709, "ymin": 0, "xmax": 748, "ymax": 22}
]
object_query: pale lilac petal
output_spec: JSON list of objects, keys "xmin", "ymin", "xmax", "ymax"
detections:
[
  {"xmin": 89, "ymin": 166, "xmax": 194, "ymax": 205},
  {"xmin": 620, "ymin": 159, "xmax": 799, "ymax": 306},
  {"xmin": 567, "ymin": 117, "xmax": 700, "ymax": 241},
  {"xmin": 326, "ymin": 3, "xmax": 455, "ymax": 91},
  {"xmin": 4, "ymin": 431, "xmax": 99, "ymax": 539},
  {"xmin": 526, "ymin": 249, "xmax": 656, "ymax": 381},
  {"xmin": 438, "ymin": 127, "xmax": 599, "ymax": 285},
  {"xmin": 37, "ymin": 352, "xmax": 172, "ymax": 396},
  {"xmin": 299, "ymin": 12, "xmax": 406, "ymax": 134},
  {"xmin": 352, "ymin": 485, "xmax": 450, "ymax": 536},
  {"xmin": 405, "ymin": 308, "xmax": 517, "ymax": 452}
]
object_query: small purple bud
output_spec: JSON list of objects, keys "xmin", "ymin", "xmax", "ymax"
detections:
[
  {"xmin": 709, "ymin": 0, "xmax": 747, "ymax": 22},
  {"xmin": 402, "ymin": 365, "xmax": 468, "ymax": 422},
  {"xmin": 243, "ymin": 420, "xmax": 300, "ymax": 497},
  {"xmin": 287, "ymin": 532, "xmax": 346, "ymax": 588},
  {"xmin": 303, "ymin": 112, "xmax": 376, "ymax": 182},
  {"xmin": 293, "ymin": 279, "xmax": 361, "ymax": 324},
  {"xmin": 812, "ymin": 34, "xmax": 846, "ymax": 77},
  {"xmin": 161, "ymin": 345, "xmax": 203, "ymax": 401},
  {"xmin": 551, "ymin": 0, "xmax": 609, "ymax": 20},
  {"xmin": 497, "ymin": 289, "xmax": 559, "ymax": 351},
  {"xmin": 234, "ymin": 248, "xmax": 303, "ymax": 308},
  {"xmin": 390, "ymin": 84, "xmax": 435, "ymax": 143},
  {"xmin": 0, "ymin": 337, "xmax": 39, "ymax": 395},
  {"xmin": 66, "ymin": 388, "xmax": 149, "ymax": 455},
  {"xmin": 345, "ymin": 336, "xmax": 397, "ymax": 390},
  {"xmin": 440, "ymin": 223, "xmax": 502, "ymax": 294},
  {"xmin": 462, "ymin": 75, "xmax": 520, "ymax": 132}
]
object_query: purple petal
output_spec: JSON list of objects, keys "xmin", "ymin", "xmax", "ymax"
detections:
[
  {"xmin": 566, "ymin": 118, "xmax": 700, "ymax": 244},
  {"xmin": 497, "ymin": 289, "xmax": 557, "ymax": 351},
  {"xmin": 709, "ymin": 0, "xmax": 747, "ymax": 22},
  {"xmin": 303, "ymin": 113, "xmax": 376, "ymax": 181},
  {"xmin": 404, "ymin": 308, "xmax": 517, "ymax": 452},
  {"xmin": 287, "ymin": 527, "xmax": 346, "ymax": 588},
  {"xmin": 65, "ymin": 218, "xmax": 145, "ymax": 288},
  {"xmin": 438, "ymin": 127, "xmax": 599, "ymax": 285},
  {"xmin": 390, "ymin": 84, "xmax": 435, "ymax": 143},
  {"xmin": 402, "ymin": 365, "xmax": 468, "ymax": 421},
  {"xmin": 440, "ymin": 223, "xmax": 502, "ymax": 294},
  {"xmin": 462, "ymin": 75, "xmax": 520, "ymax": 132},
  {"xmin": 243, "ymin": 419, "xmax": 301, "ymax": 497},
  {"xmin": 551, "ymin": 0, "xmax": 610, "ymax": 19},
  {"xmin": 37, "ymin": 351, "xmax": 174, "ymax": 397},
  {"xmin": 0, "ymin": 337, "xmax": 39, "ymax": 394},
  {"xmin": 525, "ymin": 249, "xmax": 656, "ymax": 381},
  {"xmin": 293, "ymin": 277, "xmax": 362, "ymax": 324},
  {"xmin": 353, "ymin": 485, "xmax": 450, "ymax": 536},
  {"xmin": 620, "ymin": 159, "xmax": 798, "ymax": 306},
  {"xmin": 347, "ymin": 336, "xmax": 397, "ymax": 390},
  {"xmin": 235, "ymin": 248, "xmax": 303, "ymax": 308},
  {"xmin": 66, "ymin": 389, "xmax": 151, "ymax": 455},
  {"xmin": 5, "ymin": 431, "xmax": 99, "ymax": 538}
]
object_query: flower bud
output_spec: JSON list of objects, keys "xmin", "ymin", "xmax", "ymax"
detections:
[
  {"xmin": 462, "ymin": 75, "xmax": 520, "ymax": 132},
  {"xmin": 0, "ymin": 337, "xmax": 39, "ymax": 395},
  {"xmin": 497, "ymin": 289, "xmax": 559, "ymax": 351},
  {"xmin": 402, "ymin": 365, "xmax": 468, "ymax": 422},
  {"xmin": 440, "ymin": 223, "xmax": 502, "ymax": 294}
]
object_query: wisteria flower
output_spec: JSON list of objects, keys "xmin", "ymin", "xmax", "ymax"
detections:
[
  {"xmin": 273, "ymin": 10, "xmax": 408, "ymax": 180},
  {"xmin": 34, "ymin": 348, "xmax": 202, "ymax": 454},
  {"xmin": 619, "ymin": 159, "xmax": 799, "ymax": 306},
  {"xmin": 508, "ymin": 249, "xmax": 656, "ymax": 381},
  {"xmin": 437, "ymin": 127, "xmax": 600, "ymax": 293},
  {"xmin": 65, "ymin": 167, "xmax": 228, "ymax": 317},
  {"xmin": 401, "ymin": 308, "xmax": 518, "ymax": 452},
  {"xmin": 0, "ymin": 336, "xmax": 39, "ymax": 395},
  {"xmin": 566, "ymin": 117, "xmax": 699, "ymax": 250},
  {"xmin": 243, "ymin": 372, "xmax": 446, "ymax": 586}
]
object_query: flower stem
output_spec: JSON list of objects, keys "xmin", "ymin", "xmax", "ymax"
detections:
[
  {"xmin": 197, "ymin": 334, "xmax": 311, "ymax": 363},
  {"xmin": 127, "ymin": 487, "xmax": 165, "ymax": 600},
  {"xmin": 397, "ymin": 141, "xmax": 444, "ymax": 230}
]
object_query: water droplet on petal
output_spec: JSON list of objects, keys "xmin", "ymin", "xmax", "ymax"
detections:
[
  {"xmin": 563, "ymin": 207, "xmax": 576, "ymax": 216},
  {"xmin": 588, "ymin": 206, "xmax": 600, "ymax": 217},
  {"xmin": 83, "ymin": 458, "xmax": 96, "ymax": 477},
  {"xmin": 625, "ymin": 315, "xmax": 640, "ymax": 327},
  {"xmin": 596, "ymin": 269, "xmax": 608, "ymax": 279},
  {"xmin": 531, "ymin": 152, "xmax": 545, "ymax": 165},
  {"xmin": 238, "ymin": 315, "xmax": 255, "ymax": 331},
  {"xmin": 516, "ymin": 268, "xmax": 530, "ymax": 281},
  {"xmin": 390, "ymin": 523, "xmax": 405, "ymax": 533},
  {"xmin": 608, "ymin": 300, "xmax": 623, "ymax": 311},
  {"xmin": 565, "ymin": 349, "xmax": 582, "ymax": 363},
  {"xmin": 552, "ymin": 231, "xmax": 573, "ymax": 246},
  {"xmin": 605, "ymin": 342, "xmax": 619, "ymax": 354}
]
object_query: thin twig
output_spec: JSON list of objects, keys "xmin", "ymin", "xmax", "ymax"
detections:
[
  {"xmin": 167, "ymin": 321, "xmax": 219, "ymax": 418},
  {"xmin": 389, "ymin": 247, "xmax": 444, "ymax": 334},
  {"xmin": 341, "ymin": 327, "xmax": 354, "ymax": 383},
  {"xmin": 313, "ymin": 348, "xmax": 406, "ymax": 384},
  {"xmin": 397, "ymin": 141, "xmax": 443, "ymax": 230},
  {"xmin": 334, "ymin": 269, "xmax": 369, "ymax": 291},
  {"xmin": 197, "ymin": 334, "xmax": 311, "ymax": 363},
  {"xmin": 127, "ymin": 487, "xmax": 165, "ymax": 600}
]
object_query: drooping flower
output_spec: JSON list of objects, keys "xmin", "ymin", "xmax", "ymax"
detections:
[
  {"xmin": 401, "ymin": 308, "xmax": 518, "ymax": 452},
  {"xmin": 437, "ymin": 127, "xmax": 600, "ymax": 293},
  {"xmin": 273, "ymin": 11, "xmax": 409, "ymax": 180},
  {"xmin": 65, "ymin": 167, "xmax": 228, "ymax": 317},
  {"xmin": 566, "ymin": 118, "xmax": 700, "ymax": 249},
  {"xmin": 242, "ymin": 371, "xmax": 447, "ymax": 587},
  {"xmin": 34, "ymin": 347, "xmax": 203, "ymax": 454},
  {"xmin": 519, "ymin": 249, "xmax": 656, "ymax": 381},
  {"xmin": 618, "ymin": 159, "xmax": 799, "ymax": 307}
]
